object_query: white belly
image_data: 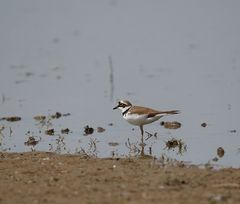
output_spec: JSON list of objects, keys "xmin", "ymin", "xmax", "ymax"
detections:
[{"xmin": 123, "ymin": 113, "xmax": 161, "ymax": 126}]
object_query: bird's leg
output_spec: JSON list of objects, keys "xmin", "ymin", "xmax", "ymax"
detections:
[
  {"xmin": 140, "ymin": 125, "xmax": 144, "ymax": 156},
  {"xmin": 140, "ymin": 125, "xmax": 144, "ymax": 143}
]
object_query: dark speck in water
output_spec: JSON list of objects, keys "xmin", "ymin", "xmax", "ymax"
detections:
[
  {"xmin": 201, "ymin": 122, "xmax": 207, "ymax": 127},
  {"xmin": 212, "ymin": 157, "xmax": 219, "ymax": 162},
  {"xmin": 25, "ymin": 72, "xmax": 34, "ymax": 77},
  {"xmin": 62, "ymin": 113, "xmax": 71, "ymax": 117}
]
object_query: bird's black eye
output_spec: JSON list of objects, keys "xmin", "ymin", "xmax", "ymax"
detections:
[{"xmin": 119, "ymin": 103, "xmax": 125, "ymax": 108}]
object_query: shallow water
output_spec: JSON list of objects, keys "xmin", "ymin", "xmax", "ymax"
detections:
[{"xmin": 0, "ymin": 0, "xmax": 240, "ymax": 167}]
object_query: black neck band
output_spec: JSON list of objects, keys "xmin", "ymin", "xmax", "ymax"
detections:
[{"xmin": 122, "ymin": 107, "xmax": 131, "ymax": 116}]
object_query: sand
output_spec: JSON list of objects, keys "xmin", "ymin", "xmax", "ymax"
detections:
[{"xmin": 0, "ymin": 152, "xmax": 239, "ymax": 204}]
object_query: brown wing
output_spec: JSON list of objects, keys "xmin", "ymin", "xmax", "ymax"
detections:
[
  {"xmin": 129, "ymin": 106, "xmax": 180, "ymax": 118},
  {"xmin": 129, "ymin": 106, "xmax": 161, "ymax": 117},
  {"xmin": 148, "ymin": 110, "xmax": 180, "ymax": 118}
]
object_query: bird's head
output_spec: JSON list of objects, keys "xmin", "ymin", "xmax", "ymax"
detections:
[{"xmin": 113, "ymin": 100, "xmax": 132, "ymax": 113}]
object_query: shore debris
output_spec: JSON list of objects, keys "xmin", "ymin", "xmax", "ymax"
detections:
[
  {"xmin": 1, "ymin": 116, "xmax": 21, "ymax": 122},
  {"xmin": 165, "ymin": 138, "xmax": 187, "ymax": 155},
  {"xmin": 108, "ymin": 142, "xmax": 119, "ymax": 147},
  {"xmin": 161, "ymin": 121, "xmax": 181, "ymax": 129},
  {"xmin": 24, "ymin": 136, "xmax": 39, "ymax": 146},
  {"xmin": 51, "ymin": 112, "xmax": 62, "ymax": 119},
  {"xmin": 217, "ymin": 147, "xmax": 225, "ymax": 158},
  {"xmin": 84, "ymin": 125, "xmax": 94, "ymax": 135},
  {"xmin": 34, "ymin": 112, "xmax": 70, "ymax": 121},
  {"xmin": 45, "ymin": 129, "xmax": 55, "ymax": 135},
  {"xmin": 97, "ymin": 127, "xmax": 105, "ymax": 133},
  {"xmin": 33, "ymin": 115, "xmax": 46, "ymax": 121},
  {"xmin": 61, "ymin": 128, "xmax": 70, "ymax": 134}
]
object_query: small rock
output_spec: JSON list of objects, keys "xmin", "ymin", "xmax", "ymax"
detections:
[
  {"xmin": 201, "ymin": 122, "xmax": 207, "ymax": 127},
  {"xmin": 97, "ymin": 127, "xmax": 105, "ymax": 133},
  {"xmin": 84, "ymin": 125, "xmax": 94, "ymax": 135},
  {"xmin": 51, "ymin": 112, "xmax": 62, "ymax": 119},
  {"xmin": 61, "ymin": 128, "xmax": 70, "ymax": 134},
  {"xmin": 161, "ymin": 121, "xmax": 181, "ymax": 129},
  {"xmin": 33, "ymin": 115, "xmax": 46, "ymax": 121},
  {"xmin": 24, "ymin": 136, "xmax": 39, "ymax": 146},
  {"xmin": 165, "ymin": 138, "xmax": 187, "ymax": 155},
  {"xmin": 217, "ymin": 147, "xmax": 225, "ymax": 158},
  {"xmin": 165, "ymin": 139, "xmax": 179, "ymax": 148},
  {"xmin": 45, "ymin": 129, "xmax": 55, "ymax": 135},
  {"xmin": 1, "ymin": 116, "xmax": 21, "ymax": 122}
]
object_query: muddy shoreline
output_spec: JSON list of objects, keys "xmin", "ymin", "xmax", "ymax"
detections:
[{"xmin": 0, "ymin": 152, "xmax": 239, "ymax": 204}]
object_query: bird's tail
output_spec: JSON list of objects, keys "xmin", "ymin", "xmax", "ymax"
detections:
[{"xmin": 160, "ymin": 110, "xmax": 180, "ymax": 115}]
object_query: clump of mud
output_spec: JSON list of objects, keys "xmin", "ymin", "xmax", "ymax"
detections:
[
  {"xmin": 51, "ymin": 112, "xmax": 62, "ymax": 119},
  {"xmin": 45, "ymin": 129, "xmax": 55, "ymax": 135},
  {"xmin": 84, "ymin": 125, "xmax": 94, "ymax": 135},
  {"xmin": 61, "ymin": 128, "xmax": 70, "ymax": 134},
  {"xmin": 33, "ymin": 115, "xmax": 46, "ymax": 121},
  {"xmin": 83, "ymin": 126, "xmax": 106, "ymax": 135},
  {"xmin": 24, "ymin": 136, "xmax": 39, "ymax": 146},
  {"xmin": 165, "ymin": 138, "xmax": 187, "ymax": 155},
  {"xmin": 161, "ymin": 121, "xmax": 181, "ymax": 129},
  {"xmin": 97, "ymin": 127, "xmax": 105, "ymax": 133},
  {"xmin": 0, "ymin": 116, "xmax": 21, "ymax": 122},
  {"xmin": 217, "ymin": 147, "xmax": 225, "ymax": 158},
  {"xmin": 211, "ymin": 147, "xmax": 225, "ymax": 163}
]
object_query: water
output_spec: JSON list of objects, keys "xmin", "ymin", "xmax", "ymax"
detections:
[{"xmin": 0, "ymin": 0, "xmax": 240, "ymax": 167}]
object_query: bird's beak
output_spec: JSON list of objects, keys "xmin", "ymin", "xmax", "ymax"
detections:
[{"xmin": 113, "ymin": 105, "xmax": 119, "ymax": 110}]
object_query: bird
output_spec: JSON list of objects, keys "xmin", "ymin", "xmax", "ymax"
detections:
[{"xmin": 113, "ymin": 100, "xmax": 180, "ymax": 143}]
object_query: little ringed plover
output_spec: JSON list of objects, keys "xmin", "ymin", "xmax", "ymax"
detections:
[{"xmin": 113, "ymin": 100, "xmax": 180, "ymax": 142}]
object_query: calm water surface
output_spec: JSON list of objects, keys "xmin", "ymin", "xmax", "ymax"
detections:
[{"xmin": 0, "ymin": 0, "xmax": 240, "ymax": 167}]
